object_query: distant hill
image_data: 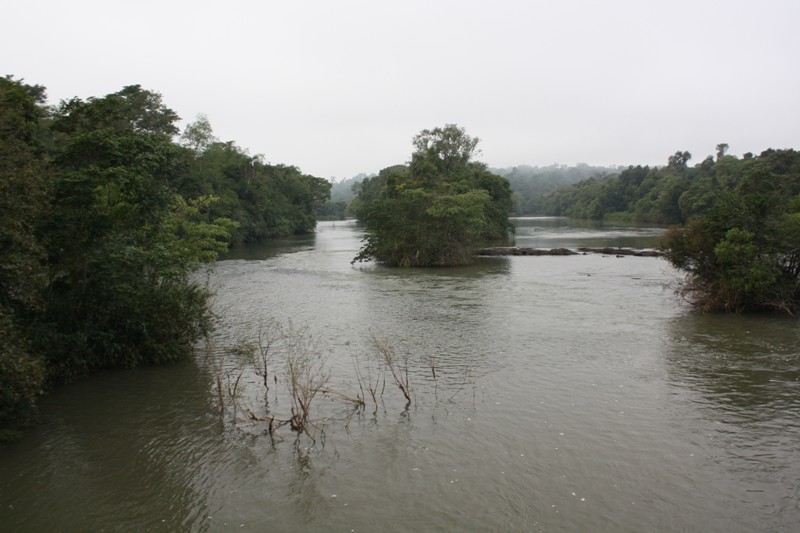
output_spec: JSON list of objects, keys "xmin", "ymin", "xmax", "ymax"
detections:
[{"xmin": 316, "ymin": 173, "xmax": 374, "ymax": 220}]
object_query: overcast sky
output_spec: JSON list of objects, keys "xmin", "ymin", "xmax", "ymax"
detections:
[{"xmin": 5, "ymin": 0, "xmax": 799, "ymax": 180}]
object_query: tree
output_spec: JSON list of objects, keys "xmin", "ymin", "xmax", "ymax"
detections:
[
  {"xmin": 173, "ymin": 119, "xmax": 330, "ymax": 243},
  {"xmin": 667, "ymin": 150, "xmax": 692, "ymax": 171},
  {"xmin": 662, "ymin": 149, "xmax": 800, "ymax": 314},
  {"xmin": 353, "ymin": 125, "xmax": 512, "ymax": 267},
  {"xmin": 0, "ymin": 77, "xmax": 48, "ymax": 438},
  {"xmin": 40, "ymin": 86, "xmax": 236, "ymax": 376},
  {"xmin": 0, "ymin": 77, "xmax": 334, "ymax": 438},
  {"xmin": 411, "ymin": 124, "xmax": 480, "ymax": 183},
  {"xmin": 181, "ymin": 113, "xmax": 217, "ymax": 152},
  {"xmin": 53, "ymin": 85, "xmax": 180, "ymax": 138},
  {"xmin": 0, "ymin": 77, "xmax": 49, "ymax": 316}
]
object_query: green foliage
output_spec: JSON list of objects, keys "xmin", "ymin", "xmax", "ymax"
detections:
[
  {"xmin": 0, "ymin": 78, "xmax": 48, "ymax": 309},
  {"xmin": 38, "ymin": 89, "xmax": 235, "ymax": 378},
  {"xmin": 174, "ymin": 137, "xmax": 330, "ymax": 243},
  {"xmin": 1, "ymin": 77, "xmax": 330, "ymax": 438},
  {"xmin": 180, "ymin": 113, "xmax": 217, "ymax": 152},
  {"xmin": 541, "ymin": 148, "xmax": 760, "ymax": 225},
  {"xmin": 0, "ymin": 77, "xmax": 50, "ymax": 436},
  {"xmin": 536, "ymin": 145, "xmax": 800, "ymax": 314},
  {"xmin": 53, "ymin": 84, "xmax": 179, "ymax": 137},
  {"xmin": 166, "ymin": 195, "xmax": 239, "ymax": 264},
  {"xmin": 662, "ymin": 149, "xmax": 800, "ymax": 314},
  {"xmin": 353, "ymin": 125, "xmax": 512, "ymax": 267}
]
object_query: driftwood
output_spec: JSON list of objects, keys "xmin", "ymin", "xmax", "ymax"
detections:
[{"xmin": 475, "ymin": 246, "xmax": 663, "ymax": 257}]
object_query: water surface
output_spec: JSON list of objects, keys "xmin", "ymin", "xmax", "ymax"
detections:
[{"xmin": 1, "ymin": 218, "xmax": 798, "ymax": 532}]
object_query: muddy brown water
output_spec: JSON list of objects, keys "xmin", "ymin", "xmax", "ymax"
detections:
[{"xmin": 2, "ymin": 218, "xmax": 798, "ymax": 532}]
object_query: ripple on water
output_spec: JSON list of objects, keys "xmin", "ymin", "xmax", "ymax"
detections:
[{"xmin": 2, "ymin": 221, "xmax": 799, "ymax": 532}]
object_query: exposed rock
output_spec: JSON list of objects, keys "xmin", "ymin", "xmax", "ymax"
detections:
[
  {"xmin": 475, "ymin": 247, "xmax": 577, "ymax": 256},
  {"xmin": 475, "ymin": 246, "xmax": 663, "ymax": 257},
  {"xmin": 577, "ymin": 247, "xmax": 664, "ymax": 257}
]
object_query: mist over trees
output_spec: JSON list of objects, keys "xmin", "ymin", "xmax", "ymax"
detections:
[
  {"xmin": 0, "ymin": 77, "xmax": 328, "ymax": 439},
  {"xmin": 492, "ymin": 163, "xmax": 619, "ymax": 215},
  {"xmin": 315, "ymin": 173, "xmax": 370, "ymax": 220}
]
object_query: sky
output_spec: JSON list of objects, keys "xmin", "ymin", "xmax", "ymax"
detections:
[{"xmin": 5, "ymin": 0, "xmax": 799, "ymax": 180}]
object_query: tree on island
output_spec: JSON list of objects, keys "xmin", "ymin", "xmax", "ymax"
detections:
[{"xmin": 352, "ymin": 125, "xmax": 513, "ymax": 267}]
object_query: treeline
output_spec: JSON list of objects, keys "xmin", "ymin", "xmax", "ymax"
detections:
[
  {"xmin": 0, "ymin": 77, "xmax": 328, "ymax": 439},
  {"xmin": 543, "ymin": 146, "xmax": 750, "ymax": 224},
  {"xmin": 178, "ymin": 114, "xmax": 330, "ymax": 242},
  {"xmin": 316, "ymin": 164, "xmax": 616, "ymax": 220},
  {"xmin": 492, "ymin": 163, "xmax": 619, "ymax": 215}
]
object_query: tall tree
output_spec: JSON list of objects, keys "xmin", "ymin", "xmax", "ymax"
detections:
[
  {"xmin": 180, "ymin": 113, "xmax": 217, "ymax": 153},
  {"xmin": 40, "ymin": 86, "xmax": 235, "ymax": 376},
  {"xmin": 0, "ymin": 77, "xmax": 48, "ymax": 438}
]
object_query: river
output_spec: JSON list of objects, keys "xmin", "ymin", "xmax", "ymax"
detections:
[{"xmin": 1, "ymin": 218, "xmax": 798, "ymax": 532}]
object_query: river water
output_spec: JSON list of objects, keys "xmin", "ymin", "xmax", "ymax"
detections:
[{"xmin": 2, "ymin": 218, "xmax": 799, "ymax": 532}]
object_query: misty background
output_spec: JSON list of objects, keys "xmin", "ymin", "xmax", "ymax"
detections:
[{"xmin": 4, "ymin": 0, "xmax": 799, "ymax": 180}]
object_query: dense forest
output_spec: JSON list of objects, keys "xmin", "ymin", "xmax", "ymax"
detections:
[
  {"xmin": 0, "ymin": 77, "xmax": 328, "ymax": 439},
  {"xmin": 178, "ymin": 114, "xmax": 330, "ymax": 242},
  {"xmin": 659, "ymin": 149, "xmax": 800, "ymax": 313},
  {"xmin": 542, "ymin": 146, "xmax": 742, "ymax": 224},
  {"xmin": 324, "ymin": 147, "xmax": 798, "ymax": 228}
]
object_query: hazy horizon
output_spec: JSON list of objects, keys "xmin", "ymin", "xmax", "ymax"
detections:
[{"xmin": 5, "ymin": 0, "xmax": 798, "ymax": 180}]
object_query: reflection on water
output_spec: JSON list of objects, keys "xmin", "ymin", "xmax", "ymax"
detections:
[
  {"xmin": 223, "ymin": 233, "xmax": 316, "ymax": 261},
  {"xmin": 0, "ymin": 364, "xmax": 219, "ymax": 532},
  {"xmin": 667, "ymin": 314, "xmax": 800, "ymax": 411},
  {"xmin": 662, "ymin": 314, "xmax": 800, "ymax": 530},
  {"xmin": 1, "ymin": 220, "xmax": 799, "ymax": 532}
]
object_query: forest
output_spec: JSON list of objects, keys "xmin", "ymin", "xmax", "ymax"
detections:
[
  {"xmin": 0, "ymin": 77, "xmax": 329, "ymax": 439},
  {"xmin": 541, "ymin": 146, "xmax": 755, "ymax": 224}
]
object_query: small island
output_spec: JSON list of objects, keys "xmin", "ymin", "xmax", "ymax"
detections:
[{"xmin": 351, "ymin": 124, "xmax": 513, "ymax": 267}]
